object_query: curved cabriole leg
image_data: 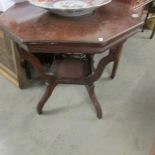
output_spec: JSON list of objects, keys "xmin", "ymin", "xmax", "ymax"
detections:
[
  {"xmin": 37, "ymin": 82, "xmax": 57, "ymax": 114},
  {"xmin": 86, "ymin": 84, "xmax": 102, "ymax": 119}
]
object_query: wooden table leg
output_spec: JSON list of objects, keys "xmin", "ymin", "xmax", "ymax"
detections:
[
  {"xmin": 18, "ymin": 47, "xmax": 57, "ymax": 114},
  {"xmin": 142, "ymin": 1, "xmax": 153, "ymax": 32},
  {"xmin": 150, "ymin": 24, "xmax": 155, "ymax": 39},
  {"xmin": 37, "ymin": 81, "xmax": 57, "ymax": 114},
  {"xmin": 86, "ymin": 84, "xmax": 102, "ymax": 119},
  {"xmin": 110, "ymin": 42, "xmax": 124, "ymax": 79},
  {"xmin": 18, "ymin": 47, "xmax": 119, "ymax": 119},
  {"xmin": 142, "ymin": 10, "xmax": 150, "ymax": 32}
]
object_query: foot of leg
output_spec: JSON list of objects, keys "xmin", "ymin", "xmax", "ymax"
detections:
[
  {"xmin": 86, "ymin": 84, "xmax": 102, "ymax": 119},
  {"xmin": 37, "ymin": 82, "xmax": 57, "ymax": 114},
  {"xmin": 150, "ymin": 24, "xmax": 155, "ymax": 39},
  {"xmin": 111, "ymin": 59, "xmax": 119, "ymax": 79}
]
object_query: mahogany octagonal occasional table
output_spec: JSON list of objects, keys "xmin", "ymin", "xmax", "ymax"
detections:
[{"xmin": 0, "ymin": 1, "xmax": 144, "ymax": 119}]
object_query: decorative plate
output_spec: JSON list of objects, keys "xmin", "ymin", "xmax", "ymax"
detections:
[{"xmin": 28, "ymin": 0, "xmax": 112, "ymax": 17}]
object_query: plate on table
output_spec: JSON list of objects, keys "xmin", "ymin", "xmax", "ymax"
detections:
[{"xmin": 28, "ymin": 0, "xmax": 112, "ymax": 17}]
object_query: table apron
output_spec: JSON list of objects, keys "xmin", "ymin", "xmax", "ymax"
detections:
[{"xmin": 24, "ymin": 28, "xmax": 141, "ymax": 54}]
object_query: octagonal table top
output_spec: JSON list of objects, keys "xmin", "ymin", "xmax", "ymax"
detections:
[{"xmin": 0, "ymin": 1, "xmax": 146, "ymax": 53}]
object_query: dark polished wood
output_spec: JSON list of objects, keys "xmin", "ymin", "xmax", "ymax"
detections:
[
  {"xmin": 142, "ymin": 1, "xmax": 155, "ymax": 39},
  {"xmin": 0, "ymin": 1, "xmax": 144, "ymax": 53},
  {"xmin": 86, "ymin": 84, "xmax": 102, "ymax": 119},
  {"xmin": 150, "ymin": 22, "xmax": 155, "ymax": 39},
  {"xmin": 110, "ymin": 42, "xmax": 125, "ymax": 79},
  {"xmin": 0, "ymin": 1, "xmax": 147, "ymax": 119},
  {"xmin": 37, "ymin": 81, "xmax": 57, "ymax": 114},
  {"xmin": 118, "ymin": 0, "xmax": 153, "ymax": 9},
  {"xmin": 18, "ymin": 46, "xmax": 115, "ymax": 119}
]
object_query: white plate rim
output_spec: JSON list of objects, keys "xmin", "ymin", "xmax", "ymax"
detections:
[{"xmin": 28, "ymin": 0, "xmax": 112, "ymax": 10}]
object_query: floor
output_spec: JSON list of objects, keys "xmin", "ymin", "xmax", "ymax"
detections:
[{"xmin": 0, "ymin": 30, "xmax": 155, "ymax": 155}]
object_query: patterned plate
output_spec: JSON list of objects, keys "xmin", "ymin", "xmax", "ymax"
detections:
[{"xmin": 28, "ymin": 0, "xmax": 112, "ymax": 17}]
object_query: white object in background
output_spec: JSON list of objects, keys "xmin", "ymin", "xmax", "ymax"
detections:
[
  {"xmin": 12, "ymin": 0, "xmax": 27, "ymax": 3},
  {"xmin": 0, "ymin": 0, "xmax": 15, "ymax": 12}
]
